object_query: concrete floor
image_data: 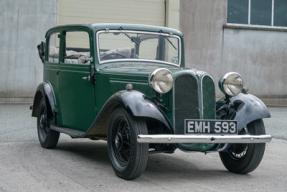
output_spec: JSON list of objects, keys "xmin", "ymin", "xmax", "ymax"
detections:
[{"xmin": 0, "ymin": 105, "xmax": 286, "ymax": 191}]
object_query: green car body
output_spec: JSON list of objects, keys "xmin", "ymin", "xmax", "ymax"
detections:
[{"xmin": 32, "ymin": 23, "xmax": 272, "ymax": 180}]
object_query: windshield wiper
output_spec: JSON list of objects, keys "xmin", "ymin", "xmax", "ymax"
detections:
[
  {"xmin": 118, "ymin": 27, "xmax": 139, "ymax": 46},
  {"xmin": 159, "ymin": 30, "xmax": 177, "ymax": 50}
]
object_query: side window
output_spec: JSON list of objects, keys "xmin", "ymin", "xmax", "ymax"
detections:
[
  {"xmin": 64, "ymin": 31, "xmax": 90, "ymax": 64},
  {"xmin": 48, "ymin": 33, "xmax": 60, "ymax": 63}
]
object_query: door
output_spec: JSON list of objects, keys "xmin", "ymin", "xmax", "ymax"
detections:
[
  {"xmin": 57, "ymin": 30, "xmax": 96, "ymax": 131},
  {"xmin": 44, "ymin": 32, "xmax": 60, "ymax": 91}
]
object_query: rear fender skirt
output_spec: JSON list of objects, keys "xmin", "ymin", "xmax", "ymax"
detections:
[
  {"xmin": 216, "ymin": 93, "xmax": 271, "ymax": 132},
  {"xmin": 83, "ymin": 90, "xmax": 174, "ymax": 138},
  {"xmin": 31, "ymin": 82, "xmax": 56, "ymax": 120}
]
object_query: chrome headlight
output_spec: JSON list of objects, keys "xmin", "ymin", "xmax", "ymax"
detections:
[
  {"xmin": 219, "ymin": 72, "xmax": 243, "ymax": 97},
  {"xmin": 149, "ymin": 68, "xmax": 173, "ymax": 94}
]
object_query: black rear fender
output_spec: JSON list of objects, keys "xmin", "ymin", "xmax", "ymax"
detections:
[{"xmin": 31, "ymin": 82, "xmax": 56, "ymax": 124}]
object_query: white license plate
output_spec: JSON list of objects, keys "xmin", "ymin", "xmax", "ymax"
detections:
[{"xmin": 185, "ymin": 119, "xmax": 238, "ymax": 134}]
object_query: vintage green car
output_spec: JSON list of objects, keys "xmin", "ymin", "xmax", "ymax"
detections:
[{"xmin": 32, "ymin": 23, "xmax": 272, "ymax": 180}]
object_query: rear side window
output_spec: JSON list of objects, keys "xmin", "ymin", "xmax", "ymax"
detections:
[
  {"xmin": 48, "ymin": 33, "xmax": 60, "ymax": 63},
  {"xmin": 64, "ymin": 31, "xmax": 90, "ymax": 64}
]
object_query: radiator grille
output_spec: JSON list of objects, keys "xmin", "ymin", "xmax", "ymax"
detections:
[
  {"xmin": 202, "ymin": 75, "xmax": 216, "ymax": 119},
  {"xmin": 174, "ymin": 75, "xmax": 199, "ymax": 134}
]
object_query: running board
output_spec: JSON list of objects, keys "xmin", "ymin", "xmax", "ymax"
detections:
[{"xmin": 50, "ymin": 125, "xmax": 85, "ymax": 138}]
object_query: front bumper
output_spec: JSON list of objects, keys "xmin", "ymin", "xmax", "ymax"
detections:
[{"xmin": 137, "ymin": 134, "xmax": 272, "ymax": 144}]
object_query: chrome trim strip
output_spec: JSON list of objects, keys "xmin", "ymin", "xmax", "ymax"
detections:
[
  {"xmin": 172, "ymin": 76, "xmax": 176, "ymax": 128},
  {"xmin": 109, "ymin": 80, "xmax": 148, "ymax": 85},
  {"xmin": 100, "ymin": 58, "xmax": 180, "ymax": 67},
  {"xmin": 199, "ymin": 74, "xmax": 204, "ymax": 119},
  {"xmin": 137, "ymin": 134, "xmax": 272, "ymax": 144},
  {"xmin": 96, "ymin": 30, "xmax": 181, "ymax": 66}
]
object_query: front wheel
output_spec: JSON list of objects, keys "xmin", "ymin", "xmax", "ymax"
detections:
[
  {"xmin": 107, "ymin": 108, "xmax": 149, "ymax": 180},
  {"xmin": 219, "ymin": 119, "xmax": 266, "ymax": 174}
]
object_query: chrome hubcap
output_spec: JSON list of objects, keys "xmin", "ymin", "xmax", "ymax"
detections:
[
  {"xmin": 40, "ymin": 114, "xmax": 47, "ymax": 129},
  {"xmin": 115, "ymin": 135, "xmax": 120, "ymax": 148},
  {"xmin": 115, "ymin": 133, "xmax": 123, "ymax": 150}
]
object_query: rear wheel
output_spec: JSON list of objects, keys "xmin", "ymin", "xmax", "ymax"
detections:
[
  {"xmin": 107, "ymin": 108, "xmax": 149, "ymax": 180},
  {"xmin": 37, "ymin": 98, "xmax": 59, "ymax": 149},
  {"xmin": 219, "ymin": 119, "xmax": 266, "ymax": 174}
]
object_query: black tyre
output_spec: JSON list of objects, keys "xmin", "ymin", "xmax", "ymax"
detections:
[
  {"xmin": 107, "ymin": 108, "xmax": 149, "ymax": 180},
  {"xmin": 37, "ymin": 98, "xmax": 60, "ymax": 149},
  {"xmin": 219, "ymin": 119, "xmax": 266, "ymax": 174}
]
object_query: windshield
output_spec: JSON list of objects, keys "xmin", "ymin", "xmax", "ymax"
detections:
[{"xmin": 97, "ymin": 30, "xmax": 180, "ymax": 65}]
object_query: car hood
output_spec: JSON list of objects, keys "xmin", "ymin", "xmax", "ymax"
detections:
[{"xmin": 98, "ymin": 62, "xmax": 209, "ymax": 79}]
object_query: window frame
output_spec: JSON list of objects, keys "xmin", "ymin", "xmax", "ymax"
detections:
[
  {"xmin": 227, "ymin": 0, "xmax": 287, "ymax": 29},
  {"xmin": 61, "ymin": 30, "xmax": 92, "ymax": 65},
  {"xmin": 47, "ymin": 32, "xmax": 61, "ymax": 63},
  {"xmin": 96, "ymin": 30, "xmax": 182, "ymax": 67}
]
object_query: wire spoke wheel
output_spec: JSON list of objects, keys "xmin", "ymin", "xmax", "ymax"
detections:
[
  {"xmin": 229, "ymin": 143, "xmax": 248, "ymax": 159},
  {"xmin": 37, "ymin": 98, "xmax": 60, "ymax": 149},
  {"xmin": 107, "ymin": 108, "xmax": 148, "ymax": 180},
  {"xmin": 219, "ymin": 119, "xmax": 266, "ymax": 174},
  {"xmin": 112, "ymin": 119, "xmax": 131, "ymax": 166},
  {"xmin": 39, "ymin": 109, "xmax": 48, "ymax": 139}
]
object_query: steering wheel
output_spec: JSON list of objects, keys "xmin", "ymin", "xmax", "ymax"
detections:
[{"xmin": 101, "ymin": 52, "xmax": 127, "ymax": 60}]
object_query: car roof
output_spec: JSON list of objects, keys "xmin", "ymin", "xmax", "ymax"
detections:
[{"xmin": 45, "ymin": 23, "xmax": 183, "ymax": 37}]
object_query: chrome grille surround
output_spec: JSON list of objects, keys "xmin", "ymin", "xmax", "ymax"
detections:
[{"xmin": 173, "ymin": 73, "xmax": 216, "ymax": 134}]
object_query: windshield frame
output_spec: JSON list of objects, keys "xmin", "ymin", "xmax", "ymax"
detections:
[{"xmin": 96, "ymin": 30, "xmax": 181, "ymax": 66}]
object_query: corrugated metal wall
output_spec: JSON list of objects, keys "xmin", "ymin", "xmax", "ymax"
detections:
[{"xmin": 57, "ymin": 0, "xmax": 165, "ymax": 26}]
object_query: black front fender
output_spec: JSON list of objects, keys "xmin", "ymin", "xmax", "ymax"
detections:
[
  {"xmin": 216, "ymin": 93, "xmax": 271, "ymax": 132},
  {"xmin": 84, "ymin": 90, "xmax": 173, "ymax": 138},
  {"xmin": 120, "ymin": 91, "xmax": 171, "ymax": 127},
  {"xmin": 104, "ymin": 90, "xmax": 173, "ymax": 131}
]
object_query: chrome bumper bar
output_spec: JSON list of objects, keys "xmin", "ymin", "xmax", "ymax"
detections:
[{"xmin": 137, "ymin": 134, "xmax": 272, "ymax": 144}]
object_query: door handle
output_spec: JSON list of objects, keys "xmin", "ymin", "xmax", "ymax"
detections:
[{"xmin": 82, "ymin": 75, "xmax": 90, "ymax": 81}]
